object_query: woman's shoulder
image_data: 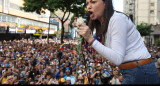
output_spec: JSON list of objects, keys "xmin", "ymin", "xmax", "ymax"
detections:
[{"xmin": 111, "ymin": 11, "xmax": 129, "ymax": 21}]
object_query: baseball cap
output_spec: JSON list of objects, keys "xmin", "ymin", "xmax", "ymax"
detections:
[
  {"xmin": 60, "ymin": 78, "xmax": 65, "ymax": 83},
  {"xmin": 78, "ymin": 70, "xmax": 82, "ymax": 74},
  {"xmin": 2, "ymin": 70, "xmax": 5, "ymax": 73},
  {"xmin": 66, "ymin": 77, "xmax": 71, "ymax": 81}
]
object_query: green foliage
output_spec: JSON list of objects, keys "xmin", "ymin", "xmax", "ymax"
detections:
[
  {"xmin": 156, "ymin": 39, "xmax": 160, "ymax": 48},
  {"xmin": 69, "ymin": 15, "xmax": 76, "ymax": 28},
  {"xmin": 24, "ymin": 24, "xmax": 30, "ymax": 29},
  {"xmin": 21, "ymin": 0, "xmax": 86, "ymax": 16},
  {"xmin": 21, "ymin": 0, "xmax": 86, "ymax": 44},
  {"xmin": 137, "ymin": 22, "xmax": 153, "ymax": 36},
  {"xmin": 7, "ymin": 22, "xmax": 11, "ymax": 26}
]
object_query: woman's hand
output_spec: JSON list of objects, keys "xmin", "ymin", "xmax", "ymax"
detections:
[{"xmin": 78, "ymin": 24, "xmax": 94, "ymax": 44}]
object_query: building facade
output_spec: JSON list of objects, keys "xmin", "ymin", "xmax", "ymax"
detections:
[
  {"xmin": 124, "ymin": 0, "xmax": 160, "ymax": 45},
  {"xmin": 123, "ymin": 0, "xmax": 160, "ymax": 25},
  {"xmin": 0, "ymin": 0, "xmax": 58, "ymax": 40}
]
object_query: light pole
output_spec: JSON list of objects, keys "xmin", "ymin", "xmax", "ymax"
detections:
[{"xmin": 47, "ymin": 16, "xmax": 51, "ymax": 44}]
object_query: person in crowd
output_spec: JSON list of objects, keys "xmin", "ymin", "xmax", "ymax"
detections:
[
  {"xmin": 155, "ymin": 57, "xmax": 160, "ymax": 80},
  {"xmin": 0, "ymin": 69, "xmax": 8, "ymax": 84},
  {"xmin": 109, "ymin": 67, "xmax": 122, "ymax": 84},
  {"xmin": 65, "ymin": 77, "xmax": 71, "ymax": 85},
  {"xmin": 64, "ymin": 69, "xmax": 76, "ymax": 85}
]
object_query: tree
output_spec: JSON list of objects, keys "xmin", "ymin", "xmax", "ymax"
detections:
[
  {"xmin": 156, "ymin": 39, "xmax": 160, "ymax": 48},
  {"xmin": 21, "ymin": 0, "xmax": 86, "ymax": 44},
  {"xmin": 137, "ymin": 22, "xmax": 153, "ymax": 36}
]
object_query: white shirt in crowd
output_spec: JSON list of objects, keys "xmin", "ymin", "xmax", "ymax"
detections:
[
  {"xmin": 110, "ymin": 77, "xmax": 121, "ymax": 85},
  {"xmin": 92, "ymin": 11, "xmax": 151, "ymax": 66}
]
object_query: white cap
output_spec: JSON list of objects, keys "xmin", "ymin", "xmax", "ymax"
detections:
[
  {"xmin": 66, "ymin": 77, "xmax": 71, "ymax": 81},
  {"xmin": 89, "ymin": 63, "xmax": 93, "ymax": 66},
  {"xmin": 97, "ymin": 63, "xmax": 101, "ymax": 66},
  {"xmin": 78, "ymin": 70, "xmax": 82, "ymax": 74},
  {"xmin": 2, "ymin": 70, "xmax": 5, "ymax": 73}
]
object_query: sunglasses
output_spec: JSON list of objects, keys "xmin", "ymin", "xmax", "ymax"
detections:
[{"xmin": 8, "ymin": 78, "xmax": 13, "ymax": 80}]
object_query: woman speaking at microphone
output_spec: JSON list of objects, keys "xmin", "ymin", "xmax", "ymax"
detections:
[{"xmin": 73, "ymin": 0, "xmax": 160, "ymax": 84}]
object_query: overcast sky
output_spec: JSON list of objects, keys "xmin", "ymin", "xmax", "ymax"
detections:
[{"xmin": 113, "ymin": 0, "xmax": 124, "ymax": 12}]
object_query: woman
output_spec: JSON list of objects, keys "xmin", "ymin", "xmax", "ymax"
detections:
[{"xmin": 75, "ymin": 0, "xmax": 160, "ymax": 84}]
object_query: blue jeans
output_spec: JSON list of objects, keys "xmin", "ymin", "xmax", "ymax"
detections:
[{"xmin": 120, "ymin": 62, "xmax": 160, "ymax": 84}]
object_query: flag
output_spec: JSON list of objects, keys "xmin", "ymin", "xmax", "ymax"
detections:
[
  {"xmin": 60, "ymin": 43, "xmax": 65, "ymax": 50},
  {"xmin": 93, "ymin": 34, "xmax": 102, "ymax": 43},
  {"xmin": 72, "ymin": 50, "xmax": 75, "ymax": 54},
  {"xmin": 82, "ymin": 40, "xmax": 91, "ymax": 53},
  {"xmin": 81, "ymin": 34, "xmax": 103, "ymax": 53}
]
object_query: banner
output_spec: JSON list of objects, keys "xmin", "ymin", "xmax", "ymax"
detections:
[
  {"xmin": 43, "ymin": 30, "xmax": 55, "ymax": 35},
  {"xmin": 9, "ymin": 27, "xmax": 25, "ymax": 34},
  {"xmin": 0, "ymin": 26, "xmax": 6, "ymax": 33},
  {"xmin": 16, "ymin": 27, "xmax": 25, "ymax": 34},
  {"xmin": 9, "ymin": 27, "xmax": 16, "ymax": 33},
  {"xmin": 33, "ymin": 29, "xmax": 43, "ymax": 36},
  {"xmin": 26, "ymin": 29, "xmax": 36, "ymax": 34}
]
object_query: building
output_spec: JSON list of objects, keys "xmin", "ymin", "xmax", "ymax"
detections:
[
  {"xmin": 123, "ymin": 0, "xmax": 135, "ymax": 23},
  {"xmin": 0, "ymin": 0, "xmax": 58, "ymax": 40},
  {"xmin": 124, "ymin": 0, "xmax": 160, "ymax": 45},
  {"xmin": 123, "ymin": 0, "xmax": 160, "ymax": 25}
]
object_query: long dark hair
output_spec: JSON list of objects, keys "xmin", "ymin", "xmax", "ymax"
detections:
[{"xmin": 88, "ymin": 0, "xmax": 114, "ymax": 36}]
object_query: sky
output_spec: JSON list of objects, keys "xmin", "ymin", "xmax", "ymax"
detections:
[{"xmin": 113, "ymin": 0, "xmax": 124, "ymax": 12}]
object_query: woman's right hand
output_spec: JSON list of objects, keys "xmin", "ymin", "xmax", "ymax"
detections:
[{"xmin": 78, "ymin": 24, "xmax": 94, "ymax": 44}]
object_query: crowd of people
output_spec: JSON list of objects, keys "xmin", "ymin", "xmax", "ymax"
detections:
[{"xmin": 0, "ymin": 38, "xmax": 159, "ymax": 85}]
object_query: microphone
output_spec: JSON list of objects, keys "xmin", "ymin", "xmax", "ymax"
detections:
[
  {"xmin": 81, "ymin": 13, "xmax": 90, "ymax": 44},
  {"xmin": 84, "ymin": 13, "xmax": 90, "ymax": 25}
]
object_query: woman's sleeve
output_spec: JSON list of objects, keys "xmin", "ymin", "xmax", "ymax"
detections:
[{"xmin": 92, "ymin": 16, "xmax": 128, "ymax": 66}]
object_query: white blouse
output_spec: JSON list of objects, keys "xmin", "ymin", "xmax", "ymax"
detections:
[{"xmin": 92, "ymin": 11, "xmax": 151, "ymax": 66}]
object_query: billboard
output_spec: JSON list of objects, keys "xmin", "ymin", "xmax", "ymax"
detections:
[{"xmin": 0, "ymin": 26, "xmax": 6, "ymax": 33}]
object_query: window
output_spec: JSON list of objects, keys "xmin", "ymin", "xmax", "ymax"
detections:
[
  {"xmin": 2, "ymin": 15, "xmax": 6, "ymax": 22},
  {"xmin": 150, "ymin": 10, "xmax": 154, "ymax": 14},
  {"xmin": 150, "ymin": 3, "xmax": 154, "ymax": 6}
]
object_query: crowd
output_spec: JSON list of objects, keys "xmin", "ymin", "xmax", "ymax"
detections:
[{"xmin": 0, "ymin": 38, "xmax": 159, "ymax": 85}]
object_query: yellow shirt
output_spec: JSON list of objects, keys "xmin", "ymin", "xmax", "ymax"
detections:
[
  {"xmin": 84, "ymin": 76, "xmax": 89, "ymax": 84},
  {"xmin": 1, "ymin": 77, "xmax": 7, "ymax": 84}
]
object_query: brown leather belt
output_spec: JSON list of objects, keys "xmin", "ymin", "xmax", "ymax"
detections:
[{"xmin": 118, "ymin": 58, "xmax": 152, "ymax": 69}]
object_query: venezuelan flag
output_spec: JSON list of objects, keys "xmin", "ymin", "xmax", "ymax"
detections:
[
  {"xmin": 82, "ymin": 41, "xmax": 90, "ymax": 53},
  {"xmin": 93, "ymin": 34, "xmax": 102, "ymax": 43},
  {"xmin": 60, "ymin": 43, "xmax": 65, "ymax": 50},
  {"xmin": 90, "ymin": 34, "xmax": 102, "ymax": 53}
]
